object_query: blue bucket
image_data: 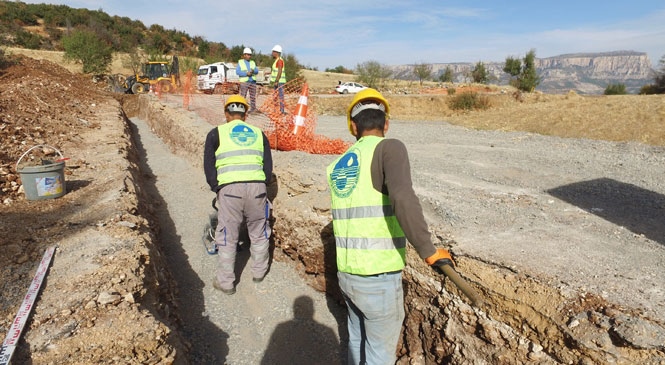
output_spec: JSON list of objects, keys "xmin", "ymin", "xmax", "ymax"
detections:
[{"xmin": 16, "ymin": 145, "xmax": 67, "ymax": 201}]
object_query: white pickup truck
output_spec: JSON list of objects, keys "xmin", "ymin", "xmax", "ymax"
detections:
[{"xmin": 197, "ymin": 62, "xmax": 270, "ymax": 94}]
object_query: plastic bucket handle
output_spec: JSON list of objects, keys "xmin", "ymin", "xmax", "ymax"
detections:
[{"xmin": 16, "ymin": 144, "xmax": 65, "ymax": 171}]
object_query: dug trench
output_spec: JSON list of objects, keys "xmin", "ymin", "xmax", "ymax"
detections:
[
  {"xmin": 1, "ymin": 56, "xmax": 664, "ymax": 363},
  {"xmin": 122, "ymin": 93, "xmax": 665, "ymax": 364}
]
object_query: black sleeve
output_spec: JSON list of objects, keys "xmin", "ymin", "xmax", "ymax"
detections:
[
  {"xmin": 262, "ymin": 133, "xmax": 273, "ymax": 184},
  {"xmin": 373, "ymin": 139, "xmax": 437, "ymax": 259},
  {"xmin": 204, "ymin": 128, "xmax": 220, "ymax": 192}
]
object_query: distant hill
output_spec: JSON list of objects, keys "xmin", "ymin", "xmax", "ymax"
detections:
[{"xmin": 391, "ymin": 51, "xmax": 655, "ymax": 94}]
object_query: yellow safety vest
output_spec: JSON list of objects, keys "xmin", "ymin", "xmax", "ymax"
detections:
[
  {"xmin": 215, "ymin": 120, "xmax": 265, "ymax": 185},
  {"xmin": 238, "ymin": 59, "xmax": 257, "ymax": 83},
  {"xmin": 327, "ymin": 136, "xmax": 406, "ymax": 275},
  {"xmin": 271, "ymin": 57, "xmax": 286, "ymax": 83}
]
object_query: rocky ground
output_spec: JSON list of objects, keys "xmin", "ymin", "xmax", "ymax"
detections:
[{"xmin": 1, "ymin": 55, "xmax": 665, "ymax": 364}]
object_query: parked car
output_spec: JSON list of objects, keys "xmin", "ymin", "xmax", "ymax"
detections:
[{"xmin": 335, "ymin": 82, "xmax": 368, "ymax": 94}]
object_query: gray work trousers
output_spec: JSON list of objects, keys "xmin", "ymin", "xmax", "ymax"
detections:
[
  {"xmin": 214, "ymin": 182, "xmax": 271, "ymax": 290},
  {"xmin": 239, "ymin": 82, "xmax": 257, "ymax": 110}
]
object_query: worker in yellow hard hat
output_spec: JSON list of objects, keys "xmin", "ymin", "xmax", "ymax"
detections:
[
  {"xmin": 327, "ymin": 88, "xmax": 453, "ymax": 364},
  {"xmin": 203, "ymin": 94, "xmax": 273, "ymax": 295}
]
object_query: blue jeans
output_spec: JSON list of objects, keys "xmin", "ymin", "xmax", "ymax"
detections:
[{"xmin": 337, "ymin": 271, "xmax": 405, "ymax": 365}]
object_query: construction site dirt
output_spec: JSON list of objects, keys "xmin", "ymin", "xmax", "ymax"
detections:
[{"xmin": 1, "ymin": 55, "xmax": 665, "ymax": 364}]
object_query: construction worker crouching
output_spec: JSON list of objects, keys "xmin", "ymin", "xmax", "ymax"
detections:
[
  {"xmin": 327, "ymin": 88, "xmax": 453, "ymax": 364},
  {"xmin": 204, "ymin": 95, "xmax": 273, "ymax": 295}
]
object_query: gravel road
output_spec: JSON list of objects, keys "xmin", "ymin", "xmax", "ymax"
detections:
[
  {"xmin": 129, "ymin": 94, "xmax": 665, "ymax": 363},
  {"xmin": 129, "ymin": 117, "xmax": 346, "ymax": 364},
  {"xmin": 306, "ymin": 115, "xmax": 665, "ymax": 323}
]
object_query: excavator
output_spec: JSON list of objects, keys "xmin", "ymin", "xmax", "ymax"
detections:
[{"xmin": 118, "ymin": 56, "xmax": 180, "ymax": 94}]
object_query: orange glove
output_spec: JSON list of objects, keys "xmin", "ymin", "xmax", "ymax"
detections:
[{"xmin": 425, "ymin": 248, "xmax": 454, "ymax": 267}]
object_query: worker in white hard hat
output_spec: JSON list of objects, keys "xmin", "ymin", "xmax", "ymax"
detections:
[
  {"xmin": 236, "ymin": 47, "xmax": 259, "ymax": 113},
  {"xmin": 327, "ymin": 88, "xmax": 454, "ymax": 364},
  {"xmin": 203, "ymin": 95, "xmax": 273, "ymax": 295},
  {"xmin": 270, "ymin": 44, "xmax": 286, "ymax": 114}
]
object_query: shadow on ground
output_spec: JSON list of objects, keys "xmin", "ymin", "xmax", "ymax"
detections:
[{"xmin": 548, "ymin": 178, "xmax": 665, "ymax": 246}]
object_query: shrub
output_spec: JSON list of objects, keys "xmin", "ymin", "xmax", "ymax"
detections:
[
  {"xmin": 447, "ymin": 87, "xmax": 456, "ymax": 96},
  {"xmin": 604, "ymin": 83, "xmax": 627, "ymax": 95},
  {"xmin": 0, "ymin": 48, "xmax": 11, "ymax": 70},
  {"xmin": 62, "ymin": 28, "xmax": 113, "ymax": 74},
  {"xmin": 448, "ymin": 92, "xmax": 490, "ymax": 111},
  {"xmin": 639, "ymin": 84, "xmax": 658, "ymax": 95},
  {"xmin": 14, "ymin": 29, "xmax": 42, "ymax": 49}
]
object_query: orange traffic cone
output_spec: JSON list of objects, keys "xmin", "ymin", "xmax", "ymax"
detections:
[{"xmin": 292, "ymin": 83, "xmax": 309, "ymax": 134}]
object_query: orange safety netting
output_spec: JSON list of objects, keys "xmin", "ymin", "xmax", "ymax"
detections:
[
  {"xmin": 178, "ymin": 75, "xmax": 349, "ymax": 155},
  {"xmin": 258, "ymin": 78, "xmax": 349, "ymax": 154}
]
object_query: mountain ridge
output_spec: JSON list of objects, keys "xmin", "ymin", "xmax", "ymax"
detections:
[{"xmin": 391, "ymin": 51, "xmax": 655, "ymax": 94}]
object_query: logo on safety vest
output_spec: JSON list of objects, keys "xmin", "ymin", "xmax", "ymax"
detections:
[
  {"xmin": 330, "ymin": 151, "xmax": 359, "ymax": 198},
  {"xmin": 230, "ymin": 125, "xmax": 257, "ymax": 146}
]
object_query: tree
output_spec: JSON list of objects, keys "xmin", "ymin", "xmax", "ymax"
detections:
[
  {"xmin": 355, "ymin": 60, "xmax": 392, "ymax": 88},
  {"xmin": 604, "ymin": 83, "xmax": 627, "ymax": 95},
  {"xmin": 229, "ymin": 44, "xmax": 246, "ymax": 62},
  {"xmin": 640, "ymin": 54, "xmax": 665, "ymax": 94},
  {"xmin": 325, "ymin": 65, "xmax": 352, "ymax": 74},
  {"xmin": 413, "ymin": 62, "xmax": 432, "ymax": 86},
  {"xmin": 471, "ymin": 61, "xmax": 489, "ymax": 84},
  {"xmin": 61, "ymin": 28, "xmax": 112, "ymax": 74},
  {"xmin": 282, "ymin": 53, "xmax": 303, "ymax": 82},
  {"xmin": 520, "ymin": 50, "xmax": 540, "ymax": 92},
  {"xmin": 503, "ymin": 49, "xmax": 541, "ymax": 92},
  {"xmin": 439, "ymin": 66, "xmax": 453, "ymax": 83},
  {"xmin": 503, "ymin": 56, "xmax": 521, "ymax": 77}
]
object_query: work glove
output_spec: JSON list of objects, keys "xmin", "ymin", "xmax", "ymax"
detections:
[{"xmin": 425, "ymin": 248, "xmax": 455, "ymax": 268}]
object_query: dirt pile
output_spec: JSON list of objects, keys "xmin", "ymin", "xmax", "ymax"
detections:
[{"xmin": 0, "ymin": 56, "xmax": 186, "ymax": 363}]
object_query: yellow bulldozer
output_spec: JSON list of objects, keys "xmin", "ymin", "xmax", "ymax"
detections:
[{"xmin": 119, "ymin": 56, "xmax": 180, "ymax": 94}]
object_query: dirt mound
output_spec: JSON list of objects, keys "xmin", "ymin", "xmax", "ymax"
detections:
[{"xmin": 0, "ymin": 56, "xmax": 185, "ymax": 363}]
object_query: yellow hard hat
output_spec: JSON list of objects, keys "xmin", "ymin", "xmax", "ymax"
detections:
[
  {"xmin": 346, "ymin": 88, "xmax": 390, "ymax": 135},
  {"xmin": 224, "ymin": 95, "xmax": 249, "ymax": 113}
]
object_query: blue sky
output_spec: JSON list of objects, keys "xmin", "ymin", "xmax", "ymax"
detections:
[{"xmin": 22, "ymin": 1, "xmax": 665, "ymax": 69}]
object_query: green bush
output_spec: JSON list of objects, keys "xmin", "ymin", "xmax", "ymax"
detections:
[
  {"xmin": 447, "ymin": 87, "xmax": 456, "ymax": 95},
  {"xmin": 604, "ymin": 83, "xmax": 627, "ymax": 95},
  {"xmin": 639, "ymin": 84, "xmax": 658, "ymax": 95},
  {"xmin": 0, "ymin": 48, "xmax": 12, "ymax": 70},
  {"xmin": 14, "ymin": 29, "xmax": 42, "ymax": 49},
  {"xmin": 448, "ymin": 92, "xmax": 490, "ymax": 111},
  {"xmin": 62, "ymin": 29, "xmax": 113, "ymax": 74}
]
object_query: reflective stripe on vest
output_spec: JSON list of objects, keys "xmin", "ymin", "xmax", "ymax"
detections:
[
  {"xmin": 238, "ymin": 59, "xmax": 257, "ymax": 83},
  {"xmin": 327, "ymin": 135, "xmax": 406, "ymax": 275},
  {"xmin": 215, "ymin": 121, "xmax": 265, "ymax": 185},
  {"xmin": 271, "ymin": 57, "xmax": 286, "ymax": 83}
]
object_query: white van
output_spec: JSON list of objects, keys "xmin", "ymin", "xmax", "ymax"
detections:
[{"xmin": 197, "ymin": 62, "xmax": 239, "ymax": 93}]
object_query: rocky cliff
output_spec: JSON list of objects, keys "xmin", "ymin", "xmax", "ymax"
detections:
[{"xmin": 393, "ymin": 51, "xmax": 655, "ymax": 94}]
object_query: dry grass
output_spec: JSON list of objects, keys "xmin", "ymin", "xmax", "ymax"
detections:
[
  {"xmin": 313, "ymin": 92, "xmax": 665, "ymax": 146},
  {"xmin": 6, "ymin": 47, "xmax": 664, "ymax": 146}
]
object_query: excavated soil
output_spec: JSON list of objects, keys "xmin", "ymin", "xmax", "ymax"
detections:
[{"xmin": 1, "ymin": 55, "xmax": 665, "ymax": 364}]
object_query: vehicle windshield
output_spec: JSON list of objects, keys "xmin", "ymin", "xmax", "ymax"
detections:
[
  {"xmin": 197, "ymin": 67, "xmax": 209, "ymax": 76},
  {"xmin": 143, "ymin": 63, "xmax": 170, "ymax": 79}
]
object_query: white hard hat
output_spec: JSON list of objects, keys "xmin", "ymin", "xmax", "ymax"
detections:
[
  {"xmin": 272, "ymin": 44, "xmax": 282, "ymax": 53},
  {"xmin": 243, "ymin": 47, "xmax": 252, "ymax": 55}
]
